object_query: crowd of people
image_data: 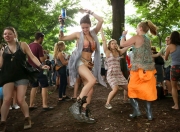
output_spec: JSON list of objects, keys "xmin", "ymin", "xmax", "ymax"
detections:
[{"xmin": 0, "ymin": 8, "xmax": 180, "ymax": 131}]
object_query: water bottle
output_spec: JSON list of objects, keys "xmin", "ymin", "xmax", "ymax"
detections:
[
  {"xmin": 43, "ymin": 69, "xmax": 48, "ymax": 76},
  {"xmin": 61, "ymin": 8, "xmax": 66, "ymax": 25}
]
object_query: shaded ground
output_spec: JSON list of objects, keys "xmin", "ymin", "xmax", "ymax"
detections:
[{"xmin": 6, "ymin": 84, "xmax": 180, "ymax": 132}]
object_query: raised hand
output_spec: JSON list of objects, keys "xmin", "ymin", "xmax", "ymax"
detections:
[{"xmin": 58, "ymin": 15, "xmax": 65, "ymax": 26}]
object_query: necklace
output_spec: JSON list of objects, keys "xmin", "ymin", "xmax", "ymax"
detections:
[{"xmin": 7, "ymin": 46, "xmax": 15, "ymax": 61}]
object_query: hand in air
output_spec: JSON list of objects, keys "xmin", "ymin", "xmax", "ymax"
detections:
[
  {"xmin": 79, "ymin": 9, "xmax": 92, "ymax": 14},
  {"xmin": 58, "ymin": 15, "xmax": 64, "ymax": 26},
  {"xmin": 122, "ymin": 31, "xmax": 128, "ymax": 36}
]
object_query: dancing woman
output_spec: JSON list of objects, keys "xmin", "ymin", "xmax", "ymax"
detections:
[
  {"xmin": 58, "ymin": 9, "xmax": 106, "ymax": 123},
  {"xmin": 120, "ymin": 20, "xmax": 158, "ymax": 120},
  {"xmin": 100, "ymin": 28, "xmax": 129, "ymax": 109}
]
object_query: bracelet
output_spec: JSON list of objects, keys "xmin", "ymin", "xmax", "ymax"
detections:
[
  {"xmin": 39, "ymin": 64, "xmax": 43, "ymax": 69},
  {"xmin": 90, "ymin": 12, "xmax": 94, "ymax": 15},
  {"xmin": 119, "ymin": 35, "xmax": 126, "ymax": 40}
]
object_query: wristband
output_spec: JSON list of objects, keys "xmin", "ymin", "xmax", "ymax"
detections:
[
  {"xmin": 39, "ymin": 64, "xmax": 43, "ymax": 69},
  {"xmin": 119, "ymin": 35, "xmax": 126, "ymax": 40}
]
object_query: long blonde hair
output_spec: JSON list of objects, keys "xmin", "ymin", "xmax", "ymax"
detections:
[
  {"xmin": 53, "ymin": 41, "xmax": 65, "ymax": 58},
  {"xmin": 138, "ymin": 20, "xmax": 158, "ymax": 36}
]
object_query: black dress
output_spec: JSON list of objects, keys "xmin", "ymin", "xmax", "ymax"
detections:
[{"xmin": 0, "ymin": 43, "xmax": 28, "ymax": 86}]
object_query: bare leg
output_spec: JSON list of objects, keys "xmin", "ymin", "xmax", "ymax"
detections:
[
  {"xmin": 78, "ymin": 65, "xmax": 96, "ymax": 98},
  {"xmin": 121, "ymin": 85, "xmax": 128, "ymax": 101},
  {"xmin": 29, "ymin": 88, "xmax": 37, "ymax": 107},
  {"xmin": 165, "ymin": 80, "xmax": 172, "ymax": 94},
  {"xmin": 171, "ymin": 81, "xmax": 179, "ymax": 109},
  {"xmin": 1, "ymin": 83, "xmax": 14, "ymax": 121},
  {"xmin": 106, "ymin": 86, "xmax": 119, "ymax": 105},
  {"xmin": 42, "ymin": 88, "xmax": 48, "ymax": 108},
  {"xmin": 16, "ymin": 85, "xmax": 29, "ymax": 117}
]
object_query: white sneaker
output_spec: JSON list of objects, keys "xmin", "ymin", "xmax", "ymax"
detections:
[
  {"xmin": 105, "ymin": 104, "xmax": 112, "ymax": 109},
  {"xmin": 9, "ymin": 106, "xmax": 12, "ymax": 110},
  {"xmin": 12, "ymin": 104, "xmax": 20, "ymax": 109}
]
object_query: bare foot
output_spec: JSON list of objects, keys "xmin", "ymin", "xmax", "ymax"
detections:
[{"xmin": 172, "ymin": 105, "xmax": 179, "ymax": 110}]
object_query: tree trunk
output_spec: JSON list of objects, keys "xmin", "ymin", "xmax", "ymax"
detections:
[{"xmin": 111, "ymin": 0, "xmax": 128, "ymax": 79}]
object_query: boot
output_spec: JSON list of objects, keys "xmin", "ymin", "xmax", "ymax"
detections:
[
  {"xmin": 24, "ymin": 117, "xmax": 32, "ymax": 129},
  {"xmin": 69, "ymin": 96, "xmax": 87, "ymax": 121},
  {"xmin": 0, "ymin": 121, "xmax": 6, "ymax": 132},
  {"xmin": 145, "ymin": 101, "xmax": 153, "ymax": 120},
  {"xmin": 129, "ymin": 98, "xmax": 141, "ymax": 118},
  {"xmin": 81, "ymin": 107, "xmax": 96, "ymax": 123}
]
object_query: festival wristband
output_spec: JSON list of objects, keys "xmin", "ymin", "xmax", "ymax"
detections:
[{"xmin": 119, "ymin": 35, "xmax": 126, "ymax": 40}]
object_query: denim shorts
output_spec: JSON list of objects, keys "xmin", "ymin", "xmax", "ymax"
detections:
[
  {"xmin": 14, "ymin": 79, "xmax": 29, "ymax": 87},
  {"xmin": 171, "ymin": 65, "xmax": 180, "ymax": 81}
]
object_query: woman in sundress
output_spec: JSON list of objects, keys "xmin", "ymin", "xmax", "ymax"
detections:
[{"xmin": 100, "ymin": 28, "xmax": 129, "ymax": 109}]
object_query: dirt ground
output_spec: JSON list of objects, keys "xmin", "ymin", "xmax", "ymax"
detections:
[{"xmin": 5, "ymin": 83, "xmax": 180, "ymax": 132}]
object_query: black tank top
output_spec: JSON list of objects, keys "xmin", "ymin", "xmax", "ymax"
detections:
[{"xmin": 0, "ymin": 42, "xmax": 28, "ymax": 86}]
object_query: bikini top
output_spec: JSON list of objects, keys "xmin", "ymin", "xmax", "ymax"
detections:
[{"xmin": 82, "ymin": 35, "xmax": 96, "ymax": 53}]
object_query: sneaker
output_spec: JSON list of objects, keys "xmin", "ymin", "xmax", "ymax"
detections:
[
  {"xmin": 12, "ymin": 104, "xmax": 20, "ymax": 109},
  {"xmin": 24, "ymin": 117, "xmax": 32, "ymax": 129},
  {"xmin": 0, "ymin": 121, "xmax": 6, "ymax": 132},
  {"xmin": 105, "ymin": 104, "xmax": 112, "ymax": 109},
  {"xmin": 9, "ymin": 106, "xmax": 12, "ymax": 110}
]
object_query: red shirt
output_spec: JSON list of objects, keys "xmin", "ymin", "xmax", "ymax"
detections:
[{"xmin": 28, "ymin": 42, "xmax": 44, "ymax": 68}]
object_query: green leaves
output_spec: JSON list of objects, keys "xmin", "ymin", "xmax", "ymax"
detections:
[
  {"xmin": 0, "ymin": 0, "xmax": 80, "ymax": 52},
  {"xmin": 127, "ymin": 0, "xmax": 180, "ymax": 48}
]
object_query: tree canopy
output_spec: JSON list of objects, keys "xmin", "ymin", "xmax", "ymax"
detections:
[
  {"xmin": 127, "ymin": 0, "xmax": 180, "ymax": 48},
  {"xmin": 0, "ymin": 0, "xmax": 80, "ymax": 52}
]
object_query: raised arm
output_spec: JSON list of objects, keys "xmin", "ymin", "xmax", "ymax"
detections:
[
  {"xmin": 58, "ymin": 15, "xmax": 79, "ymax": 41},
  {"xmin": 120, "ymin": 31, "xmax": 136, "ymax": 47},
  {"xmin": 92, "ymin": 12, "xmax": 104, "ymax": 34},
  {"xmin": 100, "ymin": 28, "xmax": 109, "ymax": 54},
  {"xmin": 82, "ymin": 9, "xmax": 103, "ymax": 34},
  {"xmin": 118, "ymin": 46, "xmax": 130, "ymax": 55}
]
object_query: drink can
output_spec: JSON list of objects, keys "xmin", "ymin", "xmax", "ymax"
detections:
[{"xmin": 61, "ymin": 8, "xmax": 66, "ymax": 19}]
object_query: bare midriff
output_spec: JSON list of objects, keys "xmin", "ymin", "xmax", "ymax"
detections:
[{"xmin": 81, "ymin": 51, "xmax": 92, "ymax": 61}]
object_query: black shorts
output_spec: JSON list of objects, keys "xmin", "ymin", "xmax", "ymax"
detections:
[
  {"xmin": 164, "ymin": 66, "xmax": 171, "ymax": 81},
  {"xmin": 101, "ymin": 68, "xmax": 106, "ymax": 76},
  {"xmin": 31, "ymin": 71, "xmax": 49, "ymax": 88},
  {"xmin": 171, "ymin": 65, "xmax": 180, "ymax": 81}
]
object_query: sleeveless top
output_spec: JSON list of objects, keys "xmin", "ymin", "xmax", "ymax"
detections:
[
  {"xmin": 131, "ymin": 35, "xmax": 155, "ymax": 71},
  {"xmin": 171, "ymin": 45, "xmax": 180, "ymax": 65},
  {"xmin": 0, "ymin": 42, "xmax": 28, "ymax": 86}
]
